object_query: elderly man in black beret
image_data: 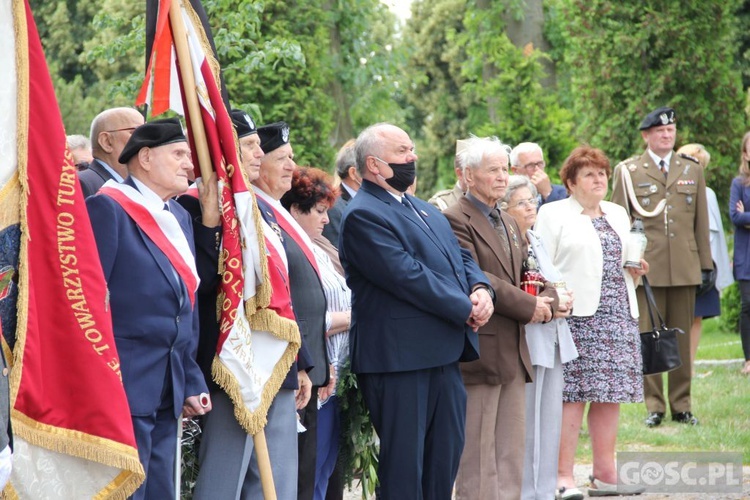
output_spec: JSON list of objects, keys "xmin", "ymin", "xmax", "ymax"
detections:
[
  {"xmin": 251, "ymin": 121, "xmax": 324, "ymax": 500},
  {"xmin": 191, "ymin": 111, "xmax": 311, "ymax": 500},
  {"xmin": 86, "ymin": 118, "xmax": 211, "ymax": 500},
  {"xmin": 611, "ymin": 107, "xmax": 712, "ymax": 428}
]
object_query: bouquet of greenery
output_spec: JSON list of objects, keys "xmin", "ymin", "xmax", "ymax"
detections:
[{"xmin": 336, "ymin": 362, "xmax": 379, "ymax": 498}]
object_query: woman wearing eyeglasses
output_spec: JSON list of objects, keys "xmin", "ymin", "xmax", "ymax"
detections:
[
  {"xmin": 534, "ymin": 146, "xmax": 647, "ymax": 498},
  {"xmin": 501, "ymin": 175, "xmax": 577, "ymax": 500}
]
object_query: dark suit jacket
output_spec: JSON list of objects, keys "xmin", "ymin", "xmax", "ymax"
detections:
[
  {"xmin": 444, "ymin": 196, "xmax": 557, "ymax": 385},
  {"xmin": 282, "ymin": 227, "xmax": 329, "ymax": 387},
  {"xmin": 339, "ymin": 180, "xmax": 490, "ymax": 374},
  {"xmin": 78, "ymin": 159, "xmax": 117, "ymax": 198},
  {"xmin": 176, "ymin": 194, "xmax": 223, "ymax": 391},
  {"xmin": 322, "ymin": 188, "xmax": 352, "ymax": 247},
  {"xmin": 540, "ymin": 183, "xmax": 568, "ymax": 207},
  {"xmin": 256, "ymin": 197, "xmax": 314, "ymax": 389},
  {"xmin": 86, "ymin": 178, "xmax": 207, "ymax": 418}
]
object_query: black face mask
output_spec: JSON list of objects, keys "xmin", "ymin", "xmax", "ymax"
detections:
[{"xmin": 375, "ymin": 157, "xmax": 416, "ymax": 192}]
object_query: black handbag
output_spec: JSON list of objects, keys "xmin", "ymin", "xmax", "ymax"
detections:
[{"xmin": 640, "ymin": 276, "xmax": 684, "ymax": 375}]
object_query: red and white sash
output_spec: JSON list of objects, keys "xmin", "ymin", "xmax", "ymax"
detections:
[
  {"xmin": 253, "ymin": 187, "xmax": 320, "ymax": 277},
  {"xmin": 99, "ymin": 182, "xmax": 200, "ymax": 307}
]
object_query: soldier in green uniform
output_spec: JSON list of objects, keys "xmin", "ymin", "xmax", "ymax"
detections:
[
  {"xmin": 611, "ymin": 107, "xmax": 713, "ymax": 428},
  {"xmin": 428, "ymin": 140, "xmax": 468, "ymax": 211}
]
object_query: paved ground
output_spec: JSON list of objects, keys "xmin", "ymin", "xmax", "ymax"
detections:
[{"xmin": 341, "ymin": 464, "xmax": 750, "ymax": 499}]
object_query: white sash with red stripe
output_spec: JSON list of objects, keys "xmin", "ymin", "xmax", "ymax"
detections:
[
  {"xmin": 99, "ymin": 181, "xmax": 199, "ymax": 306},
  {"xmin": 253, "ymin": 187, "xmax": 320, "ymax": 277}
]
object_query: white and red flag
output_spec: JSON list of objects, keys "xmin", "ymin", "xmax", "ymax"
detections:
[
  {"xmin": 1, "ymin": 0, "xmax": 145, "ymax": 497},
  {"xmin": 137, "ymin": 0, "xmax": 300, "ymax": 435}
]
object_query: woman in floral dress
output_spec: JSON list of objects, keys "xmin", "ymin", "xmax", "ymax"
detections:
[{"xmin": 535, "ymin": 146, "xmax": 648, "ymax": 499}]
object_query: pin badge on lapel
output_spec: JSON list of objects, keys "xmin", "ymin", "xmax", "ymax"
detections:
[
  {"xmin": 270, "ymin": 221, "xmax": 283, "ymax": 241},
  {"xmin": 508, "ymin": 225, "xmax": 520, "ymax": 249},
  {"xmin": 420, "ymin": 209, "xmax": 429, "ymax": 217}
]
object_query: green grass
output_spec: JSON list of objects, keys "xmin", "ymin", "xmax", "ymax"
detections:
[{"xmin": 574, "ymin": 320, "xmax": 750, "ymax": 464}]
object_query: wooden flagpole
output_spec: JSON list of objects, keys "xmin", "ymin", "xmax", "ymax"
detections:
[
  {"xmin": 167, "ymin": 0, "xmax": 212, "ymax": 182},
  {"xmin": 167, "ymin": 1, "xmax": 278, "ymax": 499}
]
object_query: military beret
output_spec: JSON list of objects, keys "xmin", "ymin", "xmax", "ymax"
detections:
[
  {"xmin": 231, "ymin": 109, "xmax": 257, "ymax": 138},
  {"xmin": 257, "ymin": 121, "xmax": 290, "ymax": 154},
  {"xmin": 118, "ymin": 117, "xmax": 187, "ymax": 164},
  {"xmin": 639, "ymin": 107, "xmax": 676, "ymax": 130}
]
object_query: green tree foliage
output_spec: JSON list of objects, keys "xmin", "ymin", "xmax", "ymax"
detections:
[
  {"xmin": 456, "ymin": 0, "xmax": 576, "ymax": 178},
  {"xmin": 549, "ymin": 0, "xmax": 747, "ymax": 207},
  {"xmin": 402, "ymin": 0, "xmax": 576, "ymax": 197},
  {"xmin": 402, "ymin": 0, "xmax": 472, "ymax": 195},
  {"xmin": 31, "ymin": 0, "xmax": 143, "ymax": 134},
  {"xmin": 34, "ymin": 0, "xmax": 402, "ymax": 172}
]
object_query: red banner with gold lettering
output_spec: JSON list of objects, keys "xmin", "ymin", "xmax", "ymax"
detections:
[{"xmin": 4, "ymin": 1, "xmax": 144, "ymax": 497}]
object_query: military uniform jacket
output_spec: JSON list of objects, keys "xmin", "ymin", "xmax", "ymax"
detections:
[{"xmin": 611, "ymin": 150, "xmax": 712, "ymax": 287}]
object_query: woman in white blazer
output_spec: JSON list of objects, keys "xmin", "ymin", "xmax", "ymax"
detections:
[
  {"xmin": 502, "ymin": 176, "xmax": 578, "ymax": 500},
  {"xmin": 535, "ymin": 146, "xmax": 647, "ymax": 499}
]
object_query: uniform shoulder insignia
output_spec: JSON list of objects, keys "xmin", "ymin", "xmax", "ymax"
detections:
[
  {"xmin": 677, "ymin": 153, "xmax": 700, "ymax": 164},
  {"xmin": 429, "ymin": 189, "xmax": 452, "ymax": 199},
  {"xmin": 614, "ymin": 156, "xmax": 638, "ymax": 172},
  {"xmin": 615, "ymin": 155, "xmax": 638, "ymax": 167}
]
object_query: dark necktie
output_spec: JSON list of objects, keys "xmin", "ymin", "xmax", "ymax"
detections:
[
  {"xmin": 402, "ymin": 196, "xmax": 428, "ymax": 228},
  {"xmin": 659, "ymin": 159, "xmax": 667, "ymax": 178},
  {"xmin": 489, "ymin": 208, "xmax": 511, "ymax": 255}
]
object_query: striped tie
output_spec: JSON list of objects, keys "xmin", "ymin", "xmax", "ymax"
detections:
[{"xmin": 659, "ymin": 159, "xmax": 667, "ymax": 178}]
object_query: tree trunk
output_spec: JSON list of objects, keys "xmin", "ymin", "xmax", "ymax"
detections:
[
  {"xmin": 327, "ymin": 3, "xmax": 355, "ymax": 149},
  {"xmin": 477, "ymin": 0, "xmax": 499, "ymax": 122},
  {"xmin": 503, "ymin": 0, "xmax": 556, "ymax": 88}
]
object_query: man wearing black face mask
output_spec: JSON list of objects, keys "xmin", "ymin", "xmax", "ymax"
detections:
[{"xmin": 338, "ymin": 123, "xmax": 495, "ymax": 500}]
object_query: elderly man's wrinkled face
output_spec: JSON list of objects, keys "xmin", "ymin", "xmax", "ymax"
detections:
[
  {"xmin": 257, "ymin": 143, "xmax": 295, "ymax": 200},
  {"xmin": 146, "ymin": 142, "xmax": 193, "ymax": 200},
  {"xmin": 466, "ymin": 151, "xmax": 509, "ymax": 207},
  {"xmin": 512, "ymin": 149, "xmax": 545, "ymax": 177},
  {"xmin": 240, "ymin": 134, "xmax": 264, "ymax": 182}
]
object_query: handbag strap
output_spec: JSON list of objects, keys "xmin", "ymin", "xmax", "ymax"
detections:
[{"xmin": 641, "ymin": 275, "xmax": 667, "ymax": 330}]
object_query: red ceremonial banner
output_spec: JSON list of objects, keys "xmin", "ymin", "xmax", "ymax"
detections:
[{"xmin": 5, "ymin": 0, "xmax": 144, "ymax": 497}]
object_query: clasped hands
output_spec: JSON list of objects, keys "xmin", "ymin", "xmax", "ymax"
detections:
[{"xmin": 467, "ymin": 288, "xmax": 494, "ymax": 331}]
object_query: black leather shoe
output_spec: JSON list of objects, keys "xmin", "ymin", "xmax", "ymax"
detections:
[
  {"xmin": 672, "ymin": 411, "xmax": 699, "ymax": 425},
  {"xmin": 645, "ymin": 412, "xmax": 665, "ymax": 427}
]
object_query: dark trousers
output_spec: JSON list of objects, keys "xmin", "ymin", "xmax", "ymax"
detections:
[
  {"xmin": 298, "ymin": 390, "xmax": 319, "ymax": 500},
  {"xmin": 314, "ymin": 396, "xmax": 341, "ymax": 500},
  {"xmin": 324, "ymin": 463, "xmax": 344, "ymax": 500},
  {"xmin": 131, "ymin": 407, "xmax": 178, "ymax": 500},
  {"xmin": 359, "ymin": 363, "xmax": 467, "ymax": 500},
  {"xmin": 738, "ymin": 280, "xmax": 750, "ymax": 361},
  {"xmin": 640, "ymin": 285, "xmax": 694, "ymax": 414}
]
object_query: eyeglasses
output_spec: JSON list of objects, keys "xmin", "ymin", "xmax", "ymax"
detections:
[
  {"xmin": 509, "ymin": 198, "xmax": 539, "ymax": 209},
  {"xmin": 105, "ymin": 127, "xmax": 137, "ymax": 134},
  {"xmin": 520, "ymin": 161, "xmax": 545, "ymax": 171}
]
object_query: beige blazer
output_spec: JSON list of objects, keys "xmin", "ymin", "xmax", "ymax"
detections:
[{"xmin": 535, "ymin": 197, "xmax": 639, "ymax": 318}]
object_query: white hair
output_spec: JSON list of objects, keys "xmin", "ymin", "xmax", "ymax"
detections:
[
  {"xmin": 509, "ymin": 142, "xmax": 543, "ymax": 167},
  {"xmin": 501, "ymin": 175, "xmax": 538, "ymax": 206},
  {"xmin": 456, "ymin": 135, "xmax": 511, "ymax": 172}
]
